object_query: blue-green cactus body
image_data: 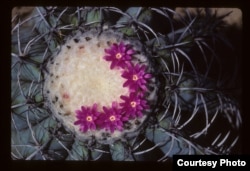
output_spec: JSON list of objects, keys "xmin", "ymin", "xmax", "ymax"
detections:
[{"xmin": 11, "ymin": 7, "xmax": 241, "ymax": 161}]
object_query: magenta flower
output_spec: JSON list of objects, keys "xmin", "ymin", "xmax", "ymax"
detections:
[
  {"xmin": 74, "ymin": 103, "xmax": 100, "ymax": 133},
  {"xmin": 122, "ymin": 63, "xmax": 152, "ymax": 91},
  {"xmin": 120, "ymin": 92, "xmax": 149, "ymax": 119},
  {"xmin": 99, "ymin": 102, "xmax": 124, "ymax": 133},
  {"xmin": 104, "ymin": 42, "xmax": 135, "ymax": 69}
]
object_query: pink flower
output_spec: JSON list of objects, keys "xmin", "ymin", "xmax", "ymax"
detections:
[
  {"xmin": 99, "ymin": 102, "xmax": 124, "ymax": 133},
  {"xmin": 120, "ymin": 92, "xmax": 149, "ymax": 119},
  {"xmin": 104, "ymin": 42, "xmax": 135, "ymax": 69},
  {"xmin": 122, "ymin": 63, "xmax": 152, "ymax": 92},
  {"xmin": 74, "ymin": 103, "xmax": 100, "ymax": 133}
]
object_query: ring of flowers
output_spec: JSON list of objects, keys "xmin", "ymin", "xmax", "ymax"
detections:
[{"xmin": 74, "ymin": 41, "xmax": 152, "ymax": 133}]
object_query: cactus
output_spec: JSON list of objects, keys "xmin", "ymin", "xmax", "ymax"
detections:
[{"xmin": 11, "ymin": 7, "xmax": 241, "ymax": 161}]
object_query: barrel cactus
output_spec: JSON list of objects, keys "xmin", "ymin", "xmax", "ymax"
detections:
[{"xmin": 11, "ymin": 7, "xmax": 242, "ymax": 161}]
